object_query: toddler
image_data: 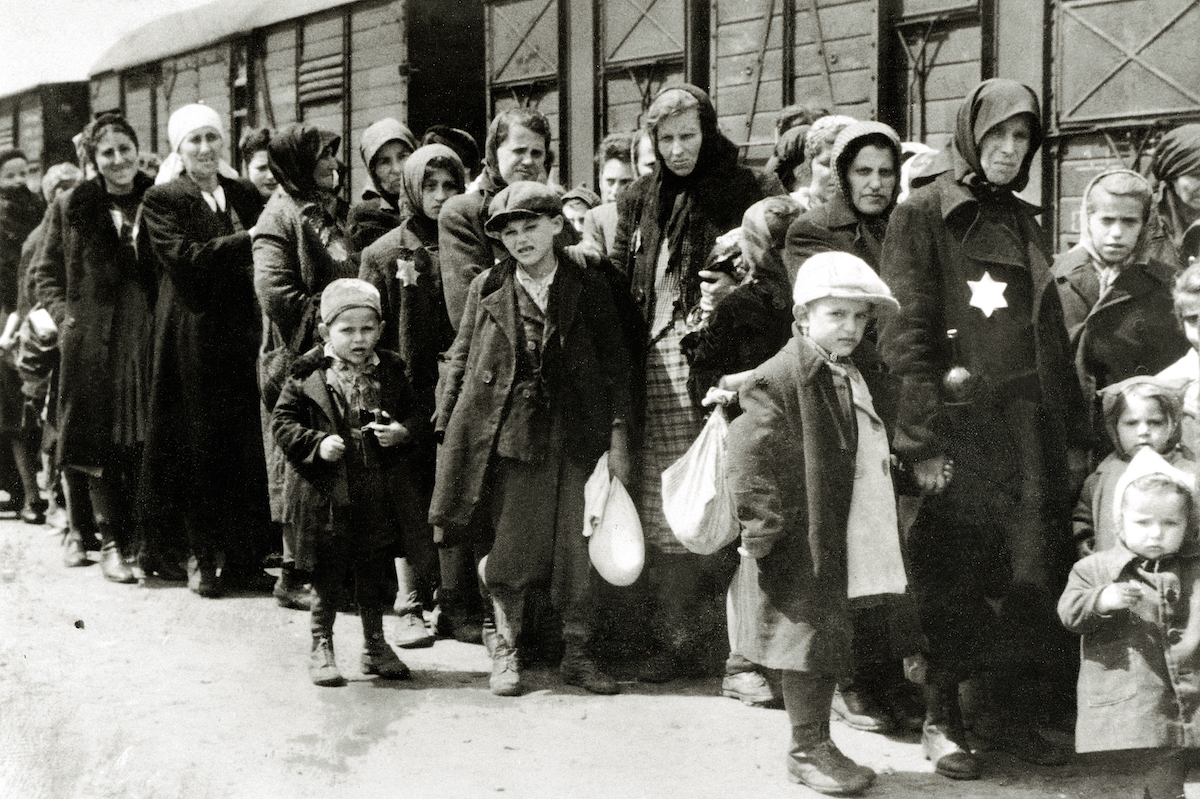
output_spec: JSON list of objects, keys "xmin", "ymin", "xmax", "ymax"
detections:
[{"xmin": 1060, "ymin": 447, "xmax": 1200, "ymax": 799}]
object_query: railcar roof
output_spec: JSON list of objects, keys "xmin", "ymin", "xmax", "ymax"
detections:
[{"xmin": 90, "ymin": 0, "xmax": 359, "ymax": 75}]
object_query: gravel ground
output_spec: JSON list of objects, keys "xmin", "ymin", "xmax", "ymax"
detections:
[{"xmin": 0, "ymin": 512, "xmax": 1188, "ymax": 799}]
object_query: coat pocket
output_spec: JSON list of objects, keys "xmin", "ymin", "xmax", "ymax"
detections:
[{"xmin": 1083, "ymin": 640, "xmax": 1137, "ymax": 707}]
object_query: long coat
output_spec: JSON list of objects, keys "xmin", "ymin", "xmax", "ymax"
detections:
[
  {"xmin": 138, "ymin": 174, "xmax": 268, "ymax": 556},
  {"xmin": 1059, "ymin": 543, "xmax": 1200, "ymax": 752},
  {"xmin": 784, "ymin": 193, "xmax": 886, "ymax": 283},
  {"xmin": 271, "ymin": 346, "xmax": 427, "ymax": 569},
  {"xmin": 30, "ymin": 174, "xmax": 155, "ymax": 467},
  {"xmin": 726, "ymin": 334, "xmax": 898, "ymax": 676},
  {"xmin": 429, "ymin": 255, "xmax": 631, "ymax": 531},
  {"xmin": 1053, "ymin": 246, "xmax": 1189, "ymax": 438}
]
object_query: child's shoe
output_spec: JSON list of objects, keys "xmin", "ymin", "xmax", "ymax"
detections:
[
  {"xmin": 360, "ymin": 610, "xmax": 411, "ymax": 679},
  {"xmin": 310, "ymin": 636, "xmax": 345, "ymax": 686},
  {"xmin": 787, "ymin": 740, "xmax": 876, "ymax": 796},
  {"xmin": 833, "ymin": 687, "xmax": 894, "ymax": 733},
  {"xmin": 490, "ymin": 645, "xmax": 522, "ymax": 696},
  {"xmin": 393, "ymin": 611, "xmax": 434, "ymax": 649}
]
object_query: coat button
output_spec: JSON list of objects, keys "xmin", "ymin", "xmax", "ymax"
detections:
[
  {"xmin": 1169, "ymin": 629, "xmax": 1183, "ymax": 644},
  {"xmin": 523, "ymin": 389, "xmax": 533, "ymax": 399},
  {"xmin": 633, "ymin": 288, "xmax": 645, "ymax": 303},
  {"xmin": 481, "ymin": 369, "xmax": 494, "ymax": 384},
  {"xmin": 526, "ymin": 341, "xmax": 537, "ymax": 352}
]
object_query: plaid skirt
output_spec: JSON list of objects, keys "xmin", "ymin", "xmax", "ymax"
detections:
[{"xmin": 639, "ymin": 325, "xmax": 704, "ymax": 554}]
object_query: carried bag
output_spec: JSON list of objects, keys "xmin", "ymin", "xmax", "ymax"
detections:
[
  {"xmin": 257, "ymin": 305, "xmax": 315, "ymax": 410},
  {"xmin": 661, "ymin": 407, "xmax": 739, "ymax": 555},
  {"xmin": 583, "ymin": 452, "xmax": 645, "ymax": 586}
]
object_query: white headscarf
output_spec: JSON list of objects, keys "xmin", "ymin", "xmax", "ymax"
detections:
[{"xmin": 155, "ymin": 103, "xmax": 240, "ymax": 185}]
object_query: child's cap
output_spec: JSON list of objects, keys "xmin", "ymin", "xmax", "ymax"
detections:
[
  {"xmin": 484, "ymin": 181, "xmax": 564, "ymax": 237},
  {"xmin": 793, "ymin": 251, "xmax": 900, "ymax": 314},
  {"xmin": 320, "ymin": 278, "xmax": 381, "ymax": 325},
  {"xmin": 1113, "ymin": 446, "xmax": 1195, "ymax": 528},
  {"xmin": 561, "ymin": 185, "xmax": 601, "ymax": 209}
]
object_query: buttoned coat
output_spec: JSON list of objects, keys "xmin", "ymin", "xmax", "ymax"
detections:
[
  {"xmin": 1059, "ymin": 543, "xmax": 1200, "ymax": 752},
  {"xmin": 726, "ymin": 333, "xmax": 899, "ymax": 677},
  {"xmin": 428, "ymin": 254, "xmax": 631, "ymax": 531},
  {"xmin": 1053, "ymin": 247, "xmax": 1189, "ymax": 438}
]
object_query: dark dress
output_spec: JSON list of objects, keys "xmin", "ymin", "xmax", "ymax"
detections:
[{"xmin": 138, "ymin": 174, "xmax": 270, "ymax": 578}]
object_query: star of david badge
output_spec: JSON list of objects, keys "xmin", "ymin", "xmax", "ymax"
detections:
[{"xmin": 967, "ymin": 271, "xmax": 1007, "ymax": 318}]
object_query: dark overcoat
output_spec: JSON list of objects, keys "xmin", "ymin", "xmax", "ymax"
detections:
[
  {"xmin": 428, "ymin": 254, "xmax": 631, "ymax": 531},
  {"xmin": 784, "ymin": 193, "xmax": 886, "ymax": 283},
  {"xmin": 30, "ymin": 174, "xmax": 155, "ymax": 466},
  {"xmin": 726, "ymin": 333, "xmax": 898, "ymax": 677},
  {"xmin": 271, "ymin": 347, "xmax": 427, "ymax": 568},
  {"xmin": 1053, "ymin": 246, "xmax": 1189, "ymax": 432},
  {"xmin": 138, "ymin": 174, "xmax": 268, "ymax": 552},
  {"xmin": 1059, "ymin": 542, "xmax": 1200, "ymax": 752}
]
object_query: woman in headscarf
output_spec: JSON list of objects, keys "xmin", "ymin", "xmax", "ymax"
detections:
[
  {"xmin": 347, "ymin": 118, "xmax": 417, "ymax": 254},
  {"xmin": 31, "ymin": 114, "xmax": 155, "ymax": 584},
  {"xmin": 791, "ymin": 115, "xmax": 857, "ymax": 211},
  {"xmin": 253, "ymin": 123, "xmax": 355, "ymax": 609},
  {"xmin": 0, "ymin": 148, "xmax": 45, "ymax": 522},
  {"xmin": 1148, "ymin": 124, "xmax": 1200, "ymax": 271},
  {"xmin": 358, "ymin": 142, "xmax": 466, "ymax": 647},
  {"xmin": 609, "ymin": 83, "xmax": 765, "ymax": 682},
  {"xmin": 878, "ymin": 79, "xmax": 1087, "ymax": 779},
  {"xmin": 139, "ymin": 103, "xmax": 269, "ymax": 598}
]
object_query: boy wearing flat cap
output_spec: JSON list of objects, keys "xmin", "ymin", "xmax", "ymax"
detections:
[
  {"xmin": 272, "ymin": 278, "xmax": 429, "ymax": 686},
  {"xmin": 726, "ymin": 252, "xmax": 916, "ymax": 795},
  {"xmin": 430, "ymin": 181, "xmax": 632, "ymax": 696}
]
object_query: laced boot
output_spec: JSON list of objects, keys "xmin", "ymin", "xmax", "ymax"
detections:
[
  {"xmin": 273, "ymin": 565, "xmax": 312, "ymax": 611},
  {"xmin": 490, "ymin": 638, "xmax": 522, "ymax": 696},
  {"xmin": 783, "ymin": 670, "xmax": 875, "ymax": 795},
  {"xmin": 560, "ymin": 641, "xmax": 618, "ymax": 695},
  {"xmin": 62, "ymin": 530, "xmax": 90, "ymax": 568},
  {"xmin": 309, "ymin": 598, "xmax": 344, "ymax": 686},
  {"xmin": 99, "ymin": 525, "xmax": 135, "ymax": 584},
  {"xmin": 922, "ymin": 674, "xmax": 980, "ymax": 780},
  {"xmin": 360, "ymin": 609, "xmax": 411, "ymax": 679}
]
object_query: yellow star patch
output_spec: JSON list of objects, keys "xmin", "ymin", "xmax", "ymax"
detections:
[{"xmin": 967, "ymin": 271, "xmax": 1007, "ymax": 318}]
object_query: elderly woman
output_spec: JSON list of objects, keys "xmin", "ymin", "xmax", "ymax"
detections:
[
  {"xmin": 253, "ymin": 123, "xmax": 355, "ymax": 609},
  {"xmin": 879, "ymin": 79, "xmax": 1087, "ymax": 779},
  {"xmin": 31, "ymin": 114, "xmax": 156, "ymax": 584},
  {"xmin": 139, "ymin": 104, "xmax": 269, "ymax": 598},
  {"xmin": 347, "ymin": 118, "xmax": 417, "ymax": 254},
  {"xmin": 1149, "ymin": 124, "xmax": 1200, "ymax": 271},
  {"xmin": 610, "ymin": 84, "xmax": 766, "ymax": 682}
]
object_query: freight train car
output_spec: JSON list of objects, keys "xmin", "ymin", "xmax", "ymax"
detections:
[
  {"xmin": 0, "ymin": 82, "xmax": 91, "ymax": 188},
  {"xmin": 88, "ymin": 0, "xmax": 485, "ymax": 202}
]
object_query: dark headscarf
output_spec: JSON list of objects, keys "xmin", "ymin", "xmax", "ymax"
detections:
[
  {"xmin": 267, "ymin": 124, "xmax": 341, "ymax": 203},
  {"xmin": 401, "ymin": 143, "xmax": 465, "ymax": 220},
  {"xmin": 952, "ymin": 79, "xmax": 1042, "ymax": 192},
  {"xmin": 1151, "ymin": 124, "xmax": 1200, "ymax": 249},
  {"xmin": 740, "ymin": 195, "xmax": 803, "ymax": 311}
]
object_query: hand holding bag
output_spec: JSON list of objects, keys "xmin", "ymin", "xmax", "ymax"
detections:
[{"xmin": 661, "ymin": 407, "xmax": 739, "ymax": 555}]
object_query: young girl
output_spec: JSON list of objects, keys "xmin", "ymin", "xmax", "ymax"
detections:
[
  {"xmin": 1059, "ymin": 447, "xmax": 1200, "ymax": 799},
  {"xmin": 1074, "ymin": 376, "xmax": 1199, "ymax": 556},
  {"xmin": 359, "ymin": 143, "xmax": 467, "ymax": 647},
  {"xmin": 429, "ymin": 182, "xmax": 631, "ymax": 696}
]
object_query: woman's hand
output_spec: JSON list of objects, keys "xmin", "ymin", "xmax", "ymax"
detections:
[
  {"xmin": 701, "ymin": 387, "xmax": 737, "ymax": 408},
  {"xmin": 369, "ymin": 420, "xmax": 410, "ymax": 447},
  {"xmin": 318, "ymin": 434, "xmax": 346, "ymax": 462},
  {"xmin": 914, "ymin": 453, "xmax": 954, "ymax": 494},
  {"xmin": 698, "ymin": 270, "xmax": 737, "ymax": 311}
]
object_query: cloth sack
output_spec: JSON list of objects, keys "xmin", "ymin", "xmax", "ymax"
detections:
[
  {"xmin": 661, "ymin": 408, "xmax": 739, "ymax": 555},
  {"xmin": 584, "ymin": 452, "xmax": 645, "ymax": 586}
]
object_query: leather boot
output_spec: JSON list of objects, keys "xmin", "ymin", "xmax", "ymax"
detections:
[
  {"xmin": 489, "ymin": 588, "xmax": 523, "ymax": 696},
  {"xmin": 922, "ymin": 674, "xmax": 980, "ymax": 780},
  {"xmin": 560, "ymin": 640, "xmax": 618, "ymax": 695},
  {"xmin": 435, "ymin": 587, "xmax": 483, "ymax": 644},
  {"xmin": 832, "ymin": 685, "xmax": 894, "ymax": 733},
  {"xmin": 783, "ymin": 670, "xmax": 875, "ymax": 795},
  {"xmin": 99, "ymin": 525, "xmax": 135, "ymax": 584},
  {"xmin": 187, "ymin": 554, "xmax": 221, "ymax": 597},
  {"xmin": 360, "ymin": 609, "xmax": 411, "ymax": 679},
  {"xmin": 62, "ymin": 530, "xmax": 90, "ymax": 568},
  {"xmin": 273, "ymin": 565, "xmax": 312, "ymax": 611},
  {"xmin": 309, "ymin": 595, "xmax": 344, "ymax": 686}
]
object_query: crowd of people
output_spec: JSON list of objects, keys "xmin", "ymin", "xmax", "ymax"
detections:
[{"xmin": 7, "ymin": 76, "xmax": 1200, "ymax": 797}]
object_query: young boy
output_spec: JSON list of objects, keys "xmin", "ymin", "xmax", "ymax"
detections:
[
  {"xmin": 1059, "ymin": 447, "xmax": 1200, "ymax": 799},
  {"xmin": 1074, "ymin": 376, "xmax": 1199, "ymax": 556},
  {"xmin": 272, "ymin": 279, "xmax": 427, "ymax": 686},
  {"xmin": 726, "ymin": 251, "xmax": 913, "ymax": 794},
  {"xmin": 429, "ymin": 182, "xmax": 632, "ymax": 697},
  {"xmin": 1054, "ymin": 169, "xmax": 1190, "ymax": 446}
]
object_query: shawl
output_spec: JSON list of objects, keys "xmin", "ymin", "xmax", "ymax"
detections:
[
  {"xmin": 401, "ymin": 143, "xmax": 465, "ymax": 220},
  {"xmin": 952, "ymin": 78, "xmax": 1043, "ymax": 193},
  {"xmin": 267, "ymin": 124, "xmax": 341, "ymax": 204},
  {"xmin": 1151, "ymin": 124, "xmax": 1200, "ymax": 250}
]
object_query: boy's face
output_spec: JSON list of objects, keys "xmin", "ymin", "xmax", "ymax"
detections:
[
  {"xmin": 499, "ymin": 213, "xmax": 562, "ymax": 269},
  {"xmin": 1178, "ymin": 297, "xmax": 1200, "ymax": 353},
  {"xmin": 1086, "ymin": 189, "xmax": 1144, "ymax": 265},
  {"xmin": 562, "ymin": 199, "xmax": 588, "ymax": 235},
  {"xmin": 1117, "ymin": 394, "xmax": 1173, "ymax": 454},
  {"xmin": 600, "ymin": 158, "xmax": 634, "ymax": 203},
  {"xmin": 798, "ymin": 297, "xmax": 872, "ymax": 358},
  {"xmin": 320, "ymin": 307, "xmax": 382, "ymax": 366},
  {"xmin": 1121, "ymin": 486, "xmax": 1189, "ymax": 559}
]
